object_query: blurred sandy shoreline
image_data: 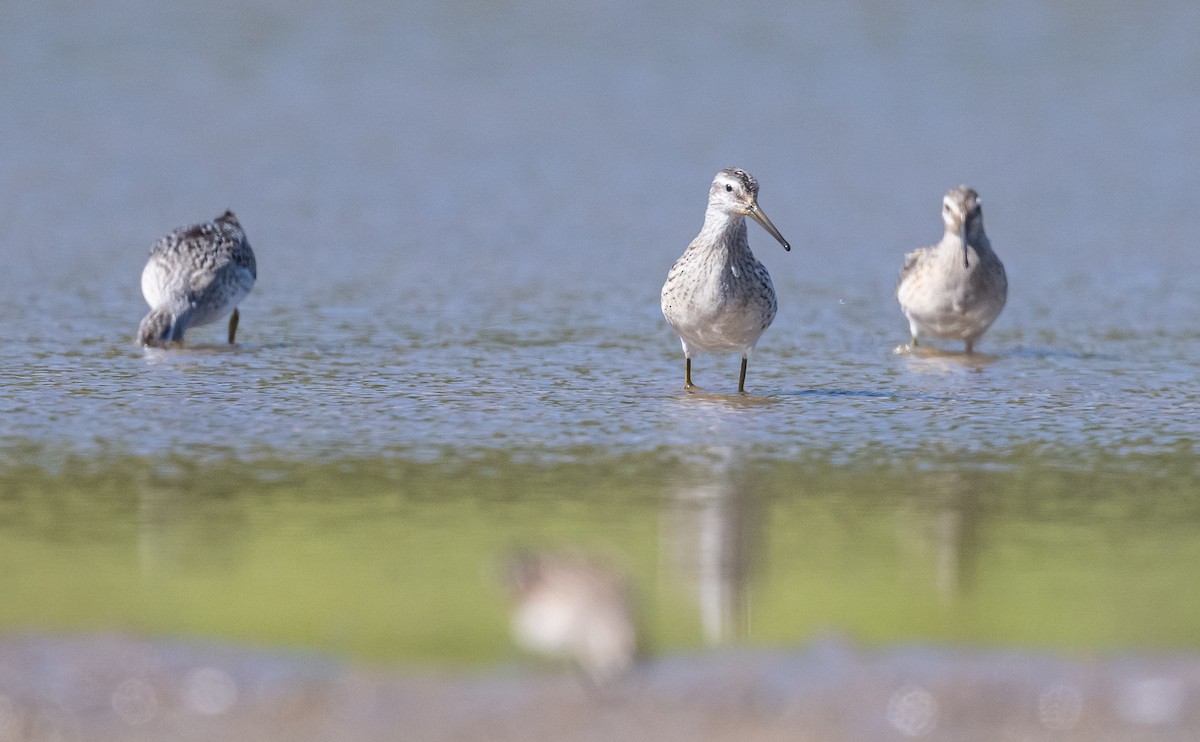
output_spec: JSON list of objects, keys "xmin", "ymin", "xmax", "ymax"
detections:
[{"xmin": 1, "ymin": 634, "xmax": 1197, "ymax": 741}]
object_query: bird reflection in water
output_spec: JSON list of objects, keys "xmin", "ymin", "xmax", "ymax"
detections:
[{"xmin": 663, "ymin": 461, "xmax": 763, "ymax": 645}]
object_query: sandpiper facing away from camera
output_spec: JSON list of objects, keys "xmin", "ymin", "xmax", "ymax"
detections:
[
  {"xmin": 661, "ymin": 168, "xmax": 791, "ymax": 393},
  {"xmin": 138, "ymin": 210, "xmax": 257, "ymax": 347},
  {"xmin": 896, "ymin": 187, "xmax": 1006, "ymax": 354}
]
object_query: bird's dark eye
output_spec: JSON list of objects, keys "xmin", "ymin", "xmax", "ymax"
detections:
[{"xmin": 725, "ymin": 184, "xmax": 733, "ymax": 192}]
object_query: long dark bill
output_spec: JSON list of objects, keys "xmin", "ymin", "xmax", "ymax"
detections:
[{"xmin": 747, "ymin": 203, "xmax": 791, "ymax": 252}]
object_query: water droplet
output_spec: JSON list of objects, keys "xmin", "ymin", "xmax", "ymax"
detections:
[
  {"xmin": 886, "ymin": 684, "xmax": 938, "ymax": 737},
  {"xmin": 185, "ymin": 667, "xmax": 238, "ymax": 716},
  {"xmin": 1116, "ymin": 677, "xmax": 1184, "ymax": 726}
]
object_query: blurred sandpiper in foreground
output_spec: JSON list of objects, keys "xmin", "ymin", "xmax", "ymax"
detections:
[
  {"xmin": 896, "ymin": 187, "xmax": 1007, "ymax": 354},
  {"xmin": 504, "ymin": 551, "xmax": 637, "ymax": 686},
  {"xmin": 661, "ymin": 168, "xmax": 791, "ymax": 393},
  {"xmin": 137, "ymin": 210, "xmax": 257, "ymax": 347}
]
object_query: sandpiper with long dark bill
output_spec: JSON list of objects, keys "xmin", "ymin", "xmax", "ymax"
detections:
[
  {"xmin": 661, "ymin": 168, "xmax": 791, "ymax": 393},
  {"xmin": 896, "ymin": 187, "xmax": 1007, "ymax": 354}
]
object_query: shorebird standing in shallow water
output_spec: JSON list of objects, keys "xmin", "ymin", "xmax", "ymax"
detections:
[
  {"xmin": 661, "ymin": 168, "xmax": 791, "ymax": 393},
  {"xmin": 896, "ymin": 187, "xmax": 1007, "ymax": 354},
  {"xmin": 138, "ymin": 210, "xmax": 257, "ymax": 347}
]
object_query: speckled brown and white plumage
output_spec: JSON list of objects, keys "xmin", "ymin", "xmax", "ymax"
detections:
[
  {"xmin": 897, "ymin": 187, "xmax": 1007, "ymax": 353},
  {"xmin": 138, "ymin": 210, "xmax": 257, "ymax": 347},
  {"xmin": 661, "ymin": 168, "xmax": 791, "ymax": 392}
]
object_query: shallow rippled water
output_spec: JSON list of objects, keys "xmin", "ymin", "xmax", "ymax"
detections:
[
  {"xmin": 1, "ymin": 0, "xmax": 1198, "ymax": 674},
  {"xmin": 2, "ymin": 1, "xmax": 1198, "ymax": 464}
]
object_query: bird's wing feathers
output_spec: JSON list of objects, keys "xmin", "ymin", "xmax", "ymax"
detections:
[{"xmin": 896, "ymin": 246, "xmax": 930, "ymax": 292}]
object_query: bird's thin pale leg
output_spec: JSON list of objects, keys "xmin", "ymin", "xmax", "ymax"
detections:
[
  {"xmin": 738, "ymin": 357, "xmax": 748, "ymax": 394},
  {"xmin": 227, "ymin": 308, "xmax": 240, "ymax": 344}
]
